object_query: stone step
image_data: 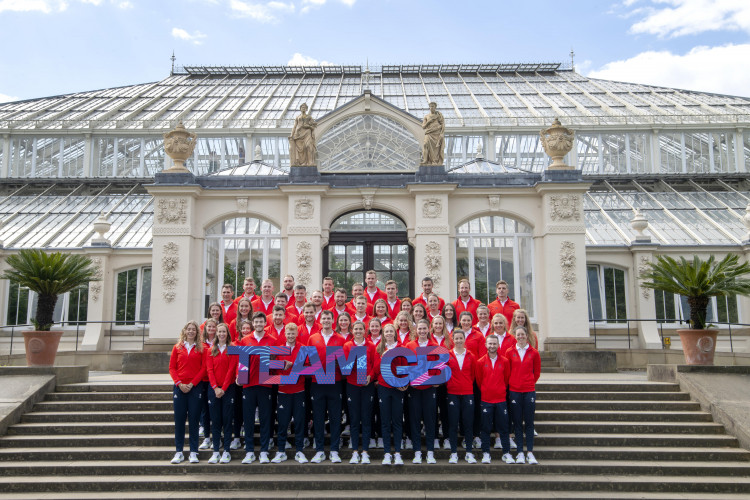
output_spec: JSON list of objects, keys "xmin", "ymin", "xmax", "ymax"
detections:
[
  {"xmin": 0, "ymin": 433, "xmax": 739, "ymax": 448},
  {"xmin": 0, "ymin": 473, "xmax": 749, "ymax": 494},
  {"xmin": 0, "ymin": 490, "xmax": 748, "ymax": 500},
  {"xmin": 31, "ymin": 399, "xmax": 705, "ymax": 413},
  {"xmin": 1, "ymin": 459, "xmax": 750, "ymax": 477},
  {"xmin": 45, "ymin": 388, "xmax": 688, "ymax": 403},
  {"xmin": 55, "ymin": 382, "xmax": 683, "ymax": 393},
  {"xmin": 20, "ymin": 409, "xmax": 714, "ymax": 424},
  {"xmin": 1, "ymin": 446, "xmax": 747, "ymax": 462},
  {"xmin": 6, "ymin": 420, "xmax": 726, "ymax": 436}
]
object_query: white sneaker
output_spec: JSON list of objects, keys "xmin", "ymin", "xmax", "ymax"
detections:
[
  {"xmin": 271, "ymin": 452, "xmax": 287, "ymax": 463},
  {"xmin": 259, "ymin": 451, "xmax": 270, "ymax": 464},
  {"xmin": 220, "ymin": 451, "xmax": 231, "ymax": 464},
  {"xmin": 493, "ymin": 436, "xmax": 502, "ymax": 449},
  {"xmin": 481, "ymin": 452, "xmax": 491, "ymax": 464},
  {"xmin": 199, "ymin": 426, "xmax": 205, "ymax": 438},
  {"xmin": 377, "ymin": 438, "xmax": 384, "ymax": 449},
  {"xmin": 510, "ymin": 437, "xmax": 517, "ymax": 450},
  {"xmin": 349, "ymin": 451, "xmax": 360, "ymax": 464},
  {"xmin": 311, "ymin": 451, "xmax": 326, "ymax": 463},
  {"xmin": 433, "ymin": 439, "xmax": 440, "ymax": 450},
  {"xmin": 242, "ymin": 452, "xmax": 255, "ymax": 464},
  {"xmin": 230, "ymin": 438, "xmax": 242, "ymax": 450},
  {"xmin": 473, "ymin": 436, "xmax": 482, "ymax": 449},
  {"xmin": 330, "ymin": 451, "xmax": 341, "ymax": 463},
  {"xmin": 199, "ymin": 437, "xmax": 211, "ymax": 450},
  {"xmin": 208, "ymin": 452, "xmax": 220, "ymax": 464},
  {"xmin": 515, "ymin": 452, "xmax": 525, "ymax": 464},
  {"xmin": 412, "ymin": 451, "xmax": 422, "ymax": 464},
  {"xmin": 369, "ymin": 438, "xmax": 377, "ymax": 449},
  {"xmin": 295, "ymin": 451, "xmax": 308, "ymax": 463},
  {"xmin": 448, "ymin": 453, "xmax": 458, "ymax": 464},
  {"xmin": 170, "ymin": 451, "xmax": 184, "ymax": 464},
  {"xmin": 382, "ymin": 452, "xmax": 392, "ymax": 465},
  {"xmin": 465, "ymin": 452, "xmax": 477, "ymax": 464},
  {"xmin": 443, "ymin": 438, "xmax": 451, "ymax": 450},
  {"xmin": 360, "ymin": 451, "xmax": 370, "ymax": 464},
  {"xmin": 393, "ymin": 452, "xmax": 404, "ymax": 465},
  {"xmin": 502, "ymin": 453, "xmax": 515, "ymax": 464},
  {"xmin": 426, "ymin": 451, "xmax": 436, "ymax": 464},
  {"xmin": 188, "ymin": 452, "xmax": 199, "ymax": 463},
  {"xmin": 526, "ymin": 451, "xmax": 538, "ymax": 465}
]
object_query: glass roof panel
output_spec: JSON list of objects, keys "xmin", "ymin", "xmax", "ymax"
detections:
[{"xmin": 583, "ymin": 211, "xmax": 626, "ymax": 245}]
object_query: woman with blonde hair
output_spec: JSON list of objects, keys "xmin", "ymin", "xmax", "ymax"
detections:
[
  {"xmin": 168, "ymin": 320, "xmax": 205, "ymax": 464},
  {"xmin": 374, "ymin": 323, "xmax": 407, "ymax": 465},
  {"xmin": 206, "ymin": 323, "xmax": 236, "ymax": 464},
  {"xmin": 510, "ymin": 309, "xmax": 538, "ymax": 349},
  {"xmin": 394, "ymin": 310, "xmax": 415, "ymax": 345}
]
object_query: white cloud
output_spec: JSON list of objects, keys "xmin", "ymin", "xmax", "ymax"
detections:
[
  {"xmin": 287, "ymin": 52, "xmax": 334, "ymax": 66},
  {"xmin": 229, "ymin": 0, "xmax": 281, "ymax": 22},
  {"xmin": 171, "ymin": 27, "xmax": 208, "ymax": 45},
  {"xmin": 268, "ymin": 1, "xmax": 294, "ymax": 12},
  {"xmin": 301, "ymin": 0, "xmax": 356, "ymax": 13},
  {"xmin": 588, "ymin": 43, "xmax": 750, "ymax": 96},
  {"xmin": 117, "ymin": 1, "xmax": 132, "ymax": 8},
  {"xmin": 624, "ymin": 0, "xmax": 750, "ymax": 37},
  {"xmin": 0, "ymin": 93, "xmax": 18, "ymax": 103}
]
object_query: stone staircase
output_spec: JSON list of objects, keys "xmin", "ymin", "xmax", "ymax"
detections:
[
  {"xmin": 541, "ymin": 351, "xmax": 563, "ymax": 372},
  {"xmin": 0, "ymin": 380, "xmax": 749, "ymax": 499}
]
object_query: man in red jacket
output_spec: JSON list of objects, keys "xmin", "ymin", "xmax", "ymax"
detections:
[
  {"xmin": 220, "ymin": 284, "xmax": 237, "ymax": 328},
  {"xmin": 413, "ymin": 276, "xmax": 445, "ymax": 312},
  {"xmin": 364, "ymin": 270, "xmax": 387, "ymax": 306},
  {"xmin": 452, "ymin": 279, "xmax": 482, "ymax": 324},
  {"xmin": 282, "ymin": 274, "xmax": 295, "ymax": 301},
  {"xmin": 346, "ymin": 283, "xmax": 373, "ymax": 316},
  {"xmin": 384, "ymin": 280, "xmax": 402, "ymax": 319},
  {"xmin": 251, "ymin": 279, "xmax": 276, "ymax": 318},
  {"xmin": 475, "ymin": 334, "xmax": 514, "ymax": 465},
  {"xmin": 287, "ymin": 284, "xmax": 308, "ymax": 318},
  {"xmin": 321, "ymin": 277, "xmax": 336, "ymax": 310},
  {"xmin": 308, "ymin": 309, "xmax": 346, "ymax": 463},
  {"xmin": 487, "ymin": 280, "xmax": 520, "ymax": 326}
]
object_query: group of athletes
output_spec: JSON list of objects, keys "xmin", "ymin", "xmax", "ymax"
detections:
[{"xmin": 169, "ymin": 271, "xmax": 541, "ymax": 466}]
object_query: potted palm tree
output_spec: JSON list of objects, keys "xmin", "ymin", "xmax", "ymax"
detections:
[
  {"xmin": 1, "ymin": 249, "xmax": 97, "ymax": 366},
  {"xmin": 640, "ymin": 254, "xmax": 750, "ymax": 365}
]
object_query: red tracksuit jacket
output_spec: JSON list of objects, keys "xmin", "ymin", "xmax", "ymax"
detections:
[
  {"xmin": 475, "ymin": 353, "xmax": 510, "ymax": 404},
  {"xmin": 169, "ymin": 342, "xmax": 205, "ymax": 387},
  {"xmin": 505, "ymin": 345, "xmax": 541, "ymax": 393},
  {"xmin": 446, "ymin": 349, "xmax": 476, "ymax": 395},
  {"xmin": 207, "ymin": 346, "xmax": 237, "ymax": 392}
]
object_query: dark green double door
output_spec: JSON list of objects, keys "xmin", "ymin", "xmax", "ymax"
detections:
[{"xmin": 323, "ymin": 233, "xmax": 414, "ymax": 298}]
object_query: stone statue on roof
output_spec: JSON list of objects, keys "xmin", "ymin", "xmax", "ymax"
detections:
[
  {"xmin": 289, "ymin": 103, "xmax": 317, "ymax": 166},
  {"xmin": 420, "ymin": 102, "xmax": 445, "ymax": 165}
]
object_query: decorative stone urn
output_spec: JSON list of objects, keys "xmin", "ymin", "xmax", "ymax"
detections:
[
  {"xmin": 630, "ymin": 210, "xmax": 650, "ymax": 242},
  {"xmin": 91, "ymin": 212, "xmax": 111, "ymax": 246},
  {"xmin": 540, "ymin": 118, "xmax": 575, "ymax": 170},
  {"xmin": 677, "ymin": 329, "xmax": 718, "ymax": 365},
  {"xmin": 23, "ymin": 330, "xmax": 64, "ymax": 366},
  {"xmin": 163, "ymin": 121, "xmax": 197, "ymax": 173}
]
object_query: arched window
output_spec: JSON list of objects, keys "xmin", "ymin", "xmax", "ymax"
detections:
[
  {"xmin": 455, "ymin": 215, "xmax": 535, "ymax": 318},
  {"xmin": 204, "ymin": 217, "xmax": 281, "ymax": 315}
]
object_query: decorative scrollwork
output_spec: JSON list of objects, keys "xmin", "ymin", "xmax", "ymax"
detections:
[
  {"xmin": 559, "ymin": 241, "xmax": 576, "ymax": 302},
  {"xmin": 157, "ymin": 198, "xmax": 187, "ymax": 225},
  {"xmin": 424, "ymin": 240, "xmax": 442, "ymax": 291},
  {"xmin": 296, "ymin": 241, "xmax": 312, "ymax": 287},
  {"xmin": 549, "ymin": 194, "xmax": 580, "ymax": 222},
  {"xmin": 162, "ymin": 242, "xmax": 179, "ymax": 303}
]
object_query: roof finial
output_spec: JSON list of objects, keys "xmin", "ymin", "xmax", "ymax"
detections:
[
  {"xmin": 570, "ymin": 48, "xmax": 575, "ymax": 71},
  {"xmin": 171, "ymin": 51, "xmax": 176, "ymax": 75},
  {"xmin": 363, "ymin": 58, "xmax": 371, "ymax": 92}
]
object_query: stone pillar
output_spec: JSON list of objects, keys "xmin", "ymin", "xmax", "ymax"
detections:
[
  {"xmin": 630, "ymin": 245, "xmax": 663, "ymax": 349},
  {"xmin": 144, "ymin": 184, "xmax": 203, "ymax": 348},
  {"xmin": 1, "ymin": 134, "xmax": 9, "ymax": 178},
  {"xmin": 408, "ymin": 185, "xmax": 456, "ymax": 300},
  {"xmin": 79, "ymin": 248, "xmax": 113, "ymax": 351},
  {"xmin": 536, "ymin": 180, "xmax": 593, "ymax": 351},
  {"xmin": 83, "ymin": 134, "xmax": 93, "ymax": 177},
  {"xmin": 279, "ymin": 185, "xmax": 328, "ymax": 292}
]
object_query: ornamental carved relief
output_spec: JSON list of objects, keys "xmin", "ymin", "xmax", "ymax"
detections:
[
  {"xmin": 236, "ymin": 198, "xmax": 249, "ymax": 213},
  {"xmin": 362, "ymin": 195, "xmax": 374, "ymax": 210},
  {"xmin": 559, "ymin": 241, "xmax": 577, "ymax": 302},
  {"xmin": 638, "ymin": 256, "xmax": 651, "ymax": 299},
  {"xmin": 422, "ymin": 198, "xmax": 442, "ymax": 219},
  {"xmin": 549, "ymin": 194, "xmax": 581, "ymax": 222},
  {"xmin": 161, "ymin": 242, "xmax": 179, "ymax": 303},
  {"xmin": 157, "ymin": 198, "xmax": 187, "ymax": 225},
  {"xmin": 295, "ymin": 198, "xmax": 314, "ymax": 220},
  {"xmin": 424, "ymin": 240, "xmax": 442, "ymax": 290},
  {"xmin": 488, "ymin": 195, "xmax": 501, "ymax": 211},
  {"xmin": 89, "ymin": 257, "xmax": 104, "ymax": 302},
  {"xmin": 296, "ymin": 241, "xmax": 312, "ymax": 287}
]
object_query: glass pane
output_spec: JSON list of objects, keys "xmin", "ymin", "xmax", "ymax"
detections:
[
  {"xmin": 374, "ymin": 244, "xmax": 391, "ymax": 271},
  {"xmin": 347, "ymin": 245, "xmax": 364, "ymax": 271},
  {"xmin": 393, "ymin": 245, "xmax": 409, "ymax": 270},
  {"xmin": 587, "ymin": 265, "xmax": 602, "ymax": 321},
  {"xmin": 329, "ymin": 245, "xmax": 346, "ymax": 270},
  {"xmin": 139, "ymin": 268, "xmax": 152, "ymax": 322},
  {"xmin": 331, "ymin": 211, "xmax": 406, "ymax": 232}
]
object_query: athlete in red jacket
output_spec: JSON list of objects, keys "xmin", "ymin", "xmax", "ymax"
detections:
[
  {"xmin": 452, "ymin": 279, "xmax": 483, "ymax": 324},
  {"xmin": 505, "ymin": 326, "xmax": 541, "ymax": 465},
  {"xmin": 169, "ymin": 321, "xmax": 205, "ymax": 464},
  {"xmin": 205, "ymin": 323, "xmax": 237, "ymax": 464},
  {"xmin": 364, "ymin": 270, "xmax": 387, "ymax": 306},
  {"xmin": 405, "ymin": 319, "xmax": 440, "ymax": 464},
  {"xmin": 486, "ymin": 280, "xmax": 520, "ymax": 326},
  {"xmin": 343, "ymin": 320, "xmax": 378, "ymax": 464},
  {"xmin": 272, "ymin": 323, "xmax": 308, "ymax": 464},
  {"xmin": 384, "ymin": 280, "xmax": 402, "ymax": 319},
  {"xmin": 373, "ymin": 323, "xmax": 408, "ymax": 465},
  {"xmin": 445, "ymin": 329, "xmax": 477, "ymax": 463},
  {"xmin": 475, "ymin": 334, "xmax": 514, "ymax": 465}
]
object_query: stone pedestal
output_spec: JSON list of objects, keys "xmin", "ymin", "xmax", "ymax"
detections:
[{"xmin": 79, "ymin": 249, "xmax": 113, "ymax": 351}]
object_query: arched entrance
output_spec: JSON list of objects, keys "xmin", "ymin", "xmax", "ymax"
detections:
[{"xmin": 324, "ymin": 210, "xmax": 413, "ymax": 297}]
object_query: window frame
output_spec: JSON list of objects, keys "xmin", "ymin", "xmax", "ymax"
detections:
[{"xmin": 587, "ymin": 264, "xmax": 628, "ymax": 324}]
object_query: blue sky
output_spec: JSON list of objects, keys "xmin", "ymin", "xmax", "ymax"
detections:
[{"xmin": 1, "ymin": 0, "xmax": 749, "ymax": 102}]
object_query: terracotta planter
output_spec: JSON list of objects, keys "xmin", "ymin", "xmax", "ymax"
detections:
[
  {"xmin": 23, "ymin": 330, "xmax": 64, "ymax": 366},
  {"xmin": 677, "ymin": 329, "xmax": 718, "ymax": 366}
]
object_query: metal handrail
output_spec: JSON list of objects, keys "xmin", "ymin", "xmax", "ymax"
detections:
[
  {"xmin": 1, "ymin": 320, "xmax": 150, "ymax": 356},
  {"xmin": 589, "ymin": 317, "xmax": 750, "ymax": 352}
]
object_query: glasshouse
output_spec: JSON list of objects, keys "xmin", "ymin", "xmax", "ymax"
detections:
[{"xmin": 0, "ymin": 61, "xmax": 748, "ymax": 362}]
